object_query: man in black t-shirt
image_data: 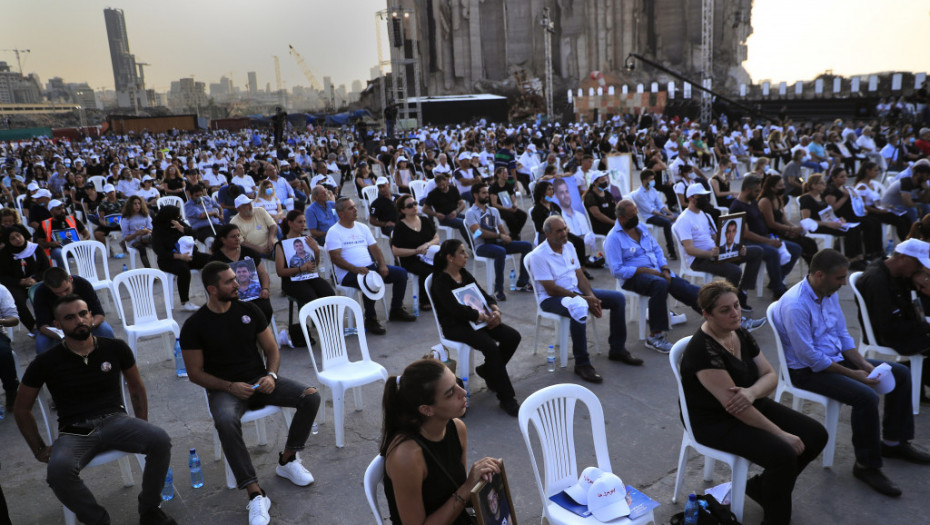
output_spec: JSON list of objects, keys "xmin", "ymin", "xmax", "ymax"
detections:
[
  {"xmin": 180, "ymin": 262, "xmax": 320, "ymax": 525},
  {"xmin": 33, "ymin": 267, "xmax": 116, "ymax": 355},
  {"xmin": 14, "ymin": 295, "xmax": 176, "ymax": 525},
  {"xmin": 368, "ymin": 177, "xmax": 398, "ymax": 236},
  {"xmin": 423, "ymin": 173, "xmax": 468, "ymax": 241}
]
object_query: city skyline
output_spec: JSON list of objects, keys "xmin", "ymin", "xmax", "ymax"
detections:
[{"xmin": 1, "ymin": 0, "xmax": 928, "ymax": 98}]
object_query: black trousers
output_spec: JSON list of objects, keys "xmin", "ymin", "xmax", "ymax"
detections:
[
  {"xmin": 157, "ymin": 252, "xmax": 210, "ymax": 302},
  {"xmin": 442, "ymin": 323, "xmax": 520, "ymax": 402},
  {"xmin": 813, "ymin": 226, "xmax": 863, "ymax": 259},
  {"xmin": 498, "ymin": 208, "xmax": 528, "ymax": 241},
  {"xmin": 694, "ymin": 398, "xmax": 828, "ymax": 525}
]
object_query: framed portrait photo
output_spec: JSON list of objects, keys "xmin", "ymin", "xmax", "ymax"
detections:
[
  {"xmin": 470, "ymin": 462, "xmax": 517, "ymax": 525},
  {"xmin": 231, "ymin": 258, "xmax": 261, "ymax": 302},
  {"xmin": 451, "ymin": 283, "xmax": 491, "ymax": 330},
  {"xmin": 103, "ymin": 214, "xmax": 122, "ymax": 227},
  {"xmin": 716, "ymin": 212, "xmax": 745, "ymax": 262},
  {"xmin": 53, "ymin": 227, "xmax": 80, "ymax": 245},
  {"xmin": 282, "ymin": 237, "xmax": 318, "ymax": 281}
]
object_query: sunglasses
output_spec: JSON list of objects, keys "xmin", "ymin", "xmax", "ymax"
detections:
[{"xmin": 403, "ymin": 202, "xmax": 417, "ymax": 209}]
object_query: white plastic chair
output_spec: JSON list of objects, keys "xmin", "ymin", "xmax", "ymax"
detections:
[
  {"xmin": 424, "ymin": 274, "xmax": 475, "ymax": 394},
  {"xmin": 409, "ymin": 180, "xmax": 428, "ymax": 203},
  {"xmin": 524, "ymin": 254, "xmax": 599, "ymax": 366},
  {"xmin": 87, "ymin": 175, "xmax": 107, "ymax": 192},
  {"xmin": 361, "ymin": 185, "xmax": 379, "ymax": 210},
  {"xmin": 126, "ymin": 244, "xmax": 155, "ymax": 270},
  {"xmin": 61, "ymin": 240, "xmax": 119, "ymax": 318},
  {"xmin": 671, "ymin": 228, "xmax": 714, "ymax": 287},
  {"xmin": 112, "ymin": 269, "xmax": 181, "ymax": 359},
  {"xmin": 602, "ymin": 245, "xmax": 650, "ymax": 341},
  {"xmin": 363, "ymin": 455, "xmax": 386, "ymax": 525},
  {"xmin": 849, "ymin": 272, "xmax": 923, "ymax": 415},
  {"xmin": 299, "ymin": 296, "xmax": 389, "ymax": 448},
  {"xmin": 669, "ymin": 336, "xmax": 750, "ymax": 521},
  {"xmin": 518, "ymin": 383, "xmax": 656, "ymax": 525},
  {"xmin": 329, "ymin": 262, "xmax": 389, "ymax": 325},
  {"xmin": 37, "ymin": 375, "xmax": 144, "ymax": 525},
  {"xmin": 157, "ymin": 196, "xmax": 187, "ymax": 221},
  {"xmin": 202, "ymin": 390, "xmax": 293, "ymax": 489},
  {"xmin": 767, "ymin": 303, "xmax": 840, "ymax": 466}
]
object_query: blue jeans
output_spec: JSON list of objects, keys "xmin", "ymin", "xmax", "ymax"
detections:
[
  {"xmin": 47, "ymin": 412, "xmax": 171, "ymax": 524},
  {"xmin": 341, "ymin": 264, "xmax": 408, "ymax": 319},
  {"xmin": 475, "ymin": 241, "xmax": 531, "ymax": 293},
  {"xmin": 748, "ymin": 240, "xmax": 802, "ymax": 295},
  {"xmin": 690, "ymin": 245, "xmax": 763, "ymax": 292},
  {"xmin": 789, "ymin": 359, "xmax": 913, "ymax": 468},
  {"xmin": 540, "ymin": 289, "xmax": 626, "ymax": 366},
  {"xmin": 36, "ymin": 322, "xmax": 115, "ymax": 355},
  {"xmin": 50, "ymin": 247, "xmax": 64, "ymax": 269},
  {"xmin": 438, "ymin": 215, "xmax": 469, "ymax": 241},
  {"xmin": 646, "ymin": 215, "xmax": 675, "ymax": 254},
  {"xmin": 208, "ymin": 376, "xmax": 321, "ymax": 489},
  {"xmin": 621, "ymin": 274, "xmax": 699, "ymax": 333}
]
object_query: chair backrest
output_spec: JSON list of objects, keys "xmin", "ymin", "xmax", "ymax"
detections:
[
  {"xmin": 87, "ymin": 176, "xmax": 107, "ymax": 192},
  {"xmin": 361, "ymin": 185, "xmax": 379, "ymax": 207},
  {"xmin": 409, "ymin": 180, "xmax": 428, "ymax": 203},
  {"xmin": 299, "ymin": 296, "xmax": 373, "ymax": 374},
  {"xmin": 517, "ymin": 384, "xmax": 611, "ymax": 499},
  {"xmin": 15, "ymin": 194, "xmax": 26, "ymax": 216},
  {"xmin": 61, "ymin": 240, "xmax": 111, "ymax": 284},
  {"xmin": 766, "ymin": 302, "xmax": 798, "ymax": 391},
  {"xmin": 112, "ymin": 269, "xmax": 174, "ymax": 328},
  {"xmin": 424, "ymin": 274, "xmax": 451, "ymax": 343},
  {"xmin": 668, "ymin": 336, "xmax": 698, "ymax": 443},
  {"xmin": 363, "ymin": 455, "xmax": 386, "ymax": 525},
  {"xmin": 847, "ymin": 271, "xmax": 876, "ymax": 346},
  {"xmin": 157, "ymin": 195, "xmax": 184, "ymax": 210}
]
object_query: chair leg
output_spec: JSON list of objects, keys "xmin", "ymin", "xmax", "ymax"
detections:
[
  {"xmin": 213, "ymin": 429, "xmax": 222, "ymax": 461},
  {"xmin": 558, "ymin": 318, "xmax": 570, "ymax": 368},
  {"xmin": 910, "ymin": 355, "xmax": 924, "ymax": 415},
  {"xmin": 823, "ymin": 401, "xmax": 840, "ymax": 468},
  {"xmin": 353, "ymin": 386, "xmax": 363, "ymax": 411},
  {"xmin": 117, "ymin": 455, "xmax": 135, "ymax": 487},
  {"xmin": 533, "ymin": 317, "xmax": 541, "ymax": 355},
  {"xmin": 63, "ymin": 507, "xmax": 77, "ymax": 525},
  {"xmin": 702, "ymin": 457, "xmax": 715, "ymax": 481},
  {"xmin": 672, "ymin": 434, "xmax": 688, "ymax": 504},
  {"xmin": 255, "ymin": 418, "xmax": 268, "ymax": 446},
  {"xmin": 729, "ymin": 459, "xmax": 749, "ymax": 522},
  {"xmin": 224, "ymin": 455, "xmax": 236, "ymax": 489},
  {"xmin": 590, "ymin": 316, "xmax": 601, "ymax": 355},
  {"xmin": 333, "ymin": 388, "xmax": 346, "ymax": 448},
  {"xmin": 638, "ymin": 298, "xmax": 648, "ymax": 341}
]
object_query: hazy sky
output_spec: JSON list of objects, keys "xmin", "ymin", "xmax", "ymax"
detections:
[{"xmin": 2, "ymin": 0, "xmax": 928, "ymax": 93}]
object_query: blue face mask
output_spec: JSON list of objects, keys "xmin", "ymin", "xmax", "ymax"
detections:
[
  {"xmin": 724, "ymin": 168, "xmax": 732, "ymax": 174},
  {"xmin": 648, "ymin": 180, "xmax": 656, "ymax": 189},
  {"xmin": 544, "ymin": 196, "xmax": 556, "ymax": 203},
  {"xmin": 265, "ymin": 188, "xmax": 274, "ymax": 196}
]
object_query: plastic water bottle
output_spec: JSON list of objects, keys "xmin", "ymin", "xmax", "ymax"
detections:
[
  {"xmin": 115, "ymin": 252, "xmax": 126, "ymax": 259},
  {"xmin": 311, "ymin": 422, "xmax": 319, "ymax": 435},
  {"xmin": 161, "ymin": 468, "xmax": 174, "ymax": 501},
  {"xmin": 121, "ymin": 263, "xmax": 128, "ymax": 272},
  {"xmin": 509, "ymin": 269, "xmax": 516, "ymax": 291},
  {"xmin": 0, "ymin": 403, "xmax": 5, "ymax": 420},
  {"xmin": 174, "ymin": 339, "xmax": 187, "ymax": 378},
  {"xmin": 189, "ymin": 448, "xmax": 204, "ymax": 488},
  {"xmin": 886, "ymin": 239, "xmax": 895, "ymax": 258},
  {"xmin": 412, "ymin": 294, "xmax": 419, "ymax": 317},
  {"xmin": 684, "ymin": 493, "xmax": 699, "ymax": 525},
  {"xmin": 462, "ymin": 376, "xmax": 470, "ymax": 408},
  {"xmin": 547, "ymin": 345, "xmax": 556, "ymax": 372}
]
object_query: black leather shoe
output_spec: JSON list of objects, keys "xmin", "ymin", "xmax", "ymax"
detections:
[
  {"xmin": 140, "ymin": 507, "xmax": 178, "ymax": 525},
  {"xmin": 475, "ymin": 364, "xmax": 497, "ymax": 393},
  {"xmin": 608, "ymin": 350, "xmax": 644, "ymax": 366},
  {"xmin": 853, "ymin": 465, "xmax": 902, "ymax": 497},
  {"xmin": 574, "ymin": 364, "xmax": 603, "ymax": 383},
  {"xmin": 881, "ymin": 442, "xmax": 930, "ymax": 464},
  {"xmin": 389, "ymin": 308, "xmax": 417, "ymax": 322},
  {"xmin": 499, "ymin": 398, "xmax": 520, "ymax": 417},
  {"xmin": 364, "ymin": 319, "xmax": 386, "ymax": 335}
]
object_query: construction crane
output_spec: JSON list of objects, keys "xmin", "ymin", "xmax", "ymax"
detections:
[
  {"xmin": 288, "ymin": 45, "xmax": 322, "ymax": 92},
  {"xmin": 1, "ymin": 49, "xmax": 30, "ymax": 76}
]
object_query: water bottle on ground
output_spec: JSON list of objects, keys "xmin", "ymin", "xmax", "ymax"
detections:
[
  {"xmin": 684, "ymin": 493, "xmax": 699, "ymax": 525},
  {"xmin": 0, "ymin": 403, "xmax": 5, "ymax": 420},
  {"xmin": 161, "ymin": 467, "xmax": 174, "ymax": 501},
  {"xmin": 189, "ymin": 448, "xmax": 204, "ymax": 488},
  {"xmin": 174, "ymin": 339, "xmax": 187, "ymax": 378},
  {"xmin": 412, "ymin": 294, "xmax": 419, "ymax": 317},
  {"xmin": 886, "ymin": 239, "xmax": 895, "ymax": 258},
  {"xmin": 547, "ymin": 345, "xmax": 556, "ymax": 372},
  {"xmin": 509, "ymin": 269, "xmax": 516, "ymax": 291},
  {"xmin": 311, "ymin": 422, "xmax": 319, "ymax": 435},
  {"xmin": 122, "ymin": 263, "xmax": 128, "ymax": 273}
]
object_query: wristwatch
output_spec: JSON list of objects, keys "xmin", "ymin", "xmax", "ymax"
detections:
[{"xmin": 267, "ymin": 371, "xmax": 278, "ymax": 380}]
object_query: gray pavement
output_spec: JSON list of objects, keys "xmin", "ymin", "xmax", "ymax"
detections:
[{"xmin": 2, "ymin": 225, "xmax": 929, "ymax": 525}]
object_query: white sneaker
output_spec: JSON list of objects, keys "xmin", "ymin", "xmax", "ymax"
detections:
[
  {"xmin": 669, "ymin": 311, "xmax": 687, "ymax": 326},
  {"xmin": 275, "ymin": 454, "xmax": 315, "ymax": 486},
  {"xmin": 645, "ymin": 333, "xmax": 673, "ymax": 353},
  {"xmin": 740, "ymin": 317, "xmax": 767, "ymax": 332},
  {"xmin": 181, "ymin": 302, "xmax": 200, "ymax": 312},
  {"xmin": 246, "ymin": 494, "xmax": 271, "ymax": 525},
  {"xmin": 276, "ymin": 329, "xmax": 294, "ymax": 349}
]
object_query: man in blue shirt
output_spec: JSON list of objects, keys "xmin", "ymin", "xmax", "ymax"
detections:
[
  {"xmin": 605, "ymin": 200, "xmax": 700, "ymax": 353},
  {"xmin": 773, "ymin": 249, "xmax": 930, "ymax": 497},
  {"xmin": 305, "ymin": 185, "xmax": 337, "ymax": 245}
]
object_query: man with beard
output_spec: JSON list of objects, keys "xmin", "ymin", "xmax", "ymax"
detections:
[
  {"xmin": 180, "ymin": 261, "xmax": 321, "ymax": 525},
  {"xmin": 14, "ymin": 295, "xmax": 177, "ymax": 525}
]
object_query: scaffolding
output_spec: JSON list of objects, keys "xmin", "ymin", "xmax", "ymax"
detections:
[
  {"xmin": 375, "ymin": 6, "xmax": 423, "ymax": 130},
  {"xmin": 700, "ymin": 0, "xmax": 714, "ymax": 124}
]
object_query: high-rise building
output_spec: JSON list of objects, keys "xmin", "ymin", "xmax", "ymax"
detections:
[
  {"xmin": 351, "ymin": 80, "xmax": 362, "ymax": 93},
  {"xmin": 0, "ymin": 62, "xmax": 42, "ymax": 104},
  {"xmin": 247, "ymin": 71, "xmax": 257, "ymax": 98},
  {"xmin": 103, "ymin": 8, "xmax": 147, "ymax": 108}
]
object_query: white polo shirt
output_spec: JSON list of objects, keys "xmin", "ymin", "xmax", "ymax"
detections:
[
  {"xmin": 672, "ymin": 208, "xmax": 717, "ymax": 267},
  {"xmin": 528, "ymin": 240, "xmax": 581, "ymax": 303},
  {"xmin": 326, "ymin": 222, "xmax": 375, "ymax": 282}
]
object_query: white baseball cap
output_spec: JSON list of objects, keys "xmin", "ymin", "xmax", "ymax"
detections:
[
  {"xmin": 894, "ymin": 238, "xmax": 930, "ymax": 269},
  {"xmin": 375, "ymin": 177, "xmax": 390, "ymax": 186},
  {"xmin": 564, "ymin": 466, "xmax": 604, "ymax": 505},
  {"xmin": 587, "ymin": 472, "xmax": 630, "ymax": 521},
  {"xmin": 103, "ymin": 184, "xmax": 116, "ymax": 193},
  {"xmin": 34, "ymin": 188, "xmax": 52, "ymax": 199},
  {"xmin": 47, "ymin": 199, "xmax": 64, "ymax": 210},
  {"xmin": 234, "ymin": 195, "xmax": 252, "ymax": 208},
  {"xmin": 685, "ymin": 183, "xmax": 711, "ymax": 199}
]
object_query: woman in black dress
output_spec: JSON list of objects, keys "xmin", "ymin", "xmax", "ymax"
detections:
[
  {"xmin": 380, "ymin": 358, "xmax": 501, "ymax": 525},
  {"xmin": 680, "ymin": 281, "xmax": 827, "ymax": 525},
  {"xmin": 151, "ymin": 205, "xmax": 210, "ymax": 311},
  {"xmin": 390, "ymin": 194, "xmax": 439, "ymax": 312},
  {"xmin": 430, "ymin": 239, "xmax": 521, "ymax": 416}
]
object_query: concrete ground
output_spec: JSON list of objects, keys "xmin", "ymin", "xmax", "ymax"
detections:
[{"xmin": 2, "ymin": 199, "xmax": 929, "ymax": 525}]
